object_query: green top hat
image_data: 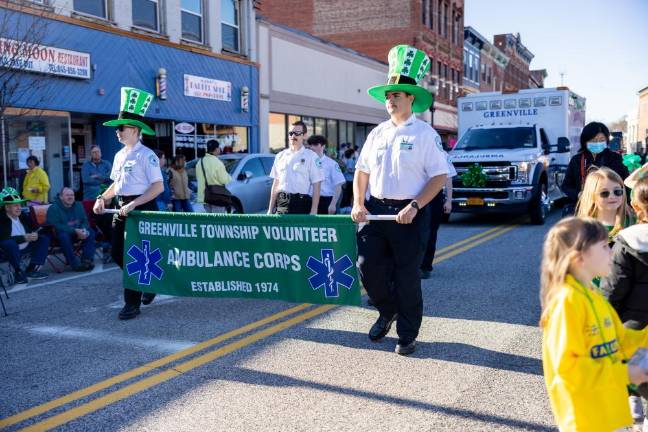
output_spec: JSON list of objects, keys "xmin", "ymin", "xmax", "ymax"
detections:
[
  {"xmin": 0, "ymin": 187, "xmax": 27, "ymax": 205},
  {"xmin": 103, "ymin": 87, "xmax": 156, "ymax": 136},
  {"xmin": 368, "ymin": 45, "xmax": 433, "ymax": 113}
]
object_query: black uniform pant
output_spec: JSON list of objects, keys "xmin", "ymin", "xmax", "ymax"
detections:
[
  {"xmin": 276, "ymin": 192, "xmax": 312, "ymax": 214},
  {"xmin": 357, "ymin": 197, "xmax": 426, "ymax": 341},
  {"xmin": 317, "ymin": 196, "xmax": 333, "ymax": 215},
  {"xmin": 420, "ymin": 192, "xmax": 445, "ymax": 271},
  {"xmin": 111, "ymin": 195, "xmax": 158, "ymax": 307}
]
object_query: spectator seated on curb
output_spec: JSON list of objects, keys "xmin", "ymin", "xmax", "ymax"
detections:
[
  {"xmin": 0, "ymin": 187, "xmax": 49, "ymax": 284},
  {"xmin": 46, "ymin": 187, "xmax": 95, "ymax": 272}
]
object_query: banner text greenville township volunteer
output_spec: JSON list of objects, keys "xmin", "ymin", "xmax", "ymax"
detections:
[{"xmin": 138, "ymin": 220, "xmax": 340, "ymax": 272}]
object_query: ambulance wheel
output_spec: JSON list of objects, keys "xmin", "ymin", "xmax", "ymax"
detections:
[{"xmin": 529, "ymin": 182, "xmax": 548, "ymax": 225}]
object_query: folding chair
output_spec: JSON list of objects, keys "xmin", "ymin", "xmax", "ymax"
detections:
[
  {"xmin": 29, "ymin": 204, "xmax": 67, "ymax": 273},
  {"xmin": 82, "ymin": 200, "xmax": 109, "ymax": 262}
]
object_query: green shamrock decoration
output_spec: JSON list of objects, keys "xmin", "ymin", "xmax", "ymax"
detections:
[{"xmin": 461, "ymin": 164, "xmax": 488, "ymax": 188}]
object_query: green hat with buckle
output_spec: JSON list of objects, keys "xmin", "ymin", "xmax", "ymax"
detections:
[
  {"xmin": 0, "ymin": 187, "xmax": 27, "ymax": 205},
  {"xmin": 367, "ymin": 45, "xmax": 433, "ymax": 113},
  {"xmin": 103, "ymin": 87, "xmax": 156, "ymax": 136}
]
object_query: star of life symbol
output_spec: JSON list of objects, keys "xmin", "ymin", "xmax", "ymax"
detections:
[
  {"xmin": 126, "ymin": 240, "xmax": 164, "ymax": 285},
  {"xmin": 306, "ymin": 249, "xmax": 354, "ymax": 298}
]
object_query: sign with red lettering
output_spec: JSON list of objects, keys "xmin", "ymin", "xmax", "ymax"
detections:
[
  {"xmin": 0, "ymin": 38, "xmax": 91, "ymax": 79},
  {"xmin": 184, "ymin": 74, "xmax": 231, "ymax": 102}
]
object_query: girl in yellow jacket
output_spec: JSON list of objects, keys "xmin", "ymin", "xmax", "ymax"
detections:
[
  {"xmin": 23, "ymin": 155, "xmax": 50, "ymax": 204},
  {"xmin": 541, "ymin": 217, "xmax": 648, "ymax": 431}
]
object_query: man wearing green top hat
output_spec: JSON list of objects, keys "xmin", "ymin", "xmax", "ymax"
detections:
[
  {"xmin": 0, "ymin": 187, "xmax": 49, "ymax": 284},
  {"xmin": 352, "ymin": 45, "xmax": 450, "ymax": 355},
  {"xmin": 94, "ymin": 87, "xmax": 163, "ymax": 320}
]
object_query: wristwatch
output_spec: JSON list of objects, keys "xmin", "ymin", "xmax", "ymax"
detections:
[{"xmin": 410, "ymin": 200, "xmax": 420, "ymax": 210}]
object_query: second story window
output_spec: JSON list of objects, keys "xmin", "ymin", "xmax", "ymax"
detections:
[
  {"xmin": 181, "ymin": 0, "xmax": 203, "ymax": 43},
  {"xmin": 132, "ymin": 0, "xmax": 159, "ymax": 31},
  {"xmin": 221, "ymin": 0, "xmax": 240, "ymax": 52},
  {"xmin": 73, "ymin": 0, "xmax": 107, "ymax": 19}
]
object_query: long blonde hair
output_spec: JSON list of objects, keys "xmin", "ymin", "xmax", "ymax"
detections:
[
  {"xmin": 575, "ymin": 167, "xmax": 628, "ymax": 237},
  {"xmin": 539, "ymin": 217, "xmax": 608, "ymax": 327},
  {"xmin": 632, "ymin": 178, "xmax": 648, "ymax": 224}
]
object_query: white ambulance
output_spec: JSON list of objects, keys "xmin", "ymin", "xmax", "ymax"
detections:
[{"xmin": 450, "ymin": 87, "xmax": 586, "ymax": 224}]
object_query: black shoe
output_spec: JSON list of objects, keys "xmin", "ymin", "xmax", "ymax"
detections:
[
  {"xmin": 14, "ymin": 271, "xmax": 28, "ymax": 284},
  {"xmin": 420, "ymin": 269, "xmax": 432, "ymax": 279},
  {"xmin": 73, "ymin": 263, "xmax": 91, "ymax": 272},
  {"xmin": 369, "ymin": 314, "xmax": 397, "ymax": 341},
  {"xmin": 118, "ymin": 304, "xmax": 141, "ymax": 320},
  {"xmin": 141, "ymin": 292, "xmax": 156, "ymax": 305},
  {"xmin": 26, "ymin": 270, "xmax": 48, "ymax": 280},
  {"xmin": 395, "ymin": 338, "xmax": 417, "ymax": 355},
  {"xmin": 82, "ymin": 259, "xmax": 95, "ymax": 271}
]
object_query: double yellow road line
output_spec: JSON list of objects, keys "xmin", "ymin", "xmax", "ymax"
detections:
[{"xmin": 3, "ymin": 221, "xmax": 519, "ymax": 431}]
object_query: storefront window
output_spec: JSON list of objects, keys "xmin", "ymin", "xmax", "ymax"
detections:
[
  {"xmin": 315, "ymin": 118, "xmax": 326, "ymax": 137},
  {"xmin": 301, "ymin": 116, "xmax": 314, "ymax": 139},
  {"xmin": 172, "ymin": 121, "xmax": 248, "ymax": 161},
  {"xmin": 269, "ymin": 112, "xmax": 286, "ymax": 153},
  {"xmin": 1, "ymin": 109, "xmax": 71, "ymax": 201},
  {"xmin": 326, "ymin": 119, "xmax": 338, "ymax": 154},
  {"xmin": 347, "ymin": 122, "xmax": 355, "ymax": 145}
]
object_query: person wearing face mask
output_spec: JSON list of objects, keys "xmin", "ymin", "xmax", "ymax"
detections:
[{"xmin": 561, "ymin": 122, "xmax": 629, "ymax": 213}]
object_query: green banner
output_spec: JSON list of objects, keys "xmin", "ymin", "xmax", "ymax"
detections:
[{"xmin": 123, "ymin": 212, "xmax": 361, "ymax": 306}]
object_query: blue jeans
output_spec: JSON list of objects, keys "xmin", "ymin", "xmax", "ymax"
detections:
[
  {"xmin": 172, "ymin": 199, "xmax": 193, "ymax": 212},
  {"xmin": 57, "ymin": 229, "xmax": 95, "ymax": 267},
  {"xmin": 0, "ymin": 235, "xmax": 50, "ymax": 273}
]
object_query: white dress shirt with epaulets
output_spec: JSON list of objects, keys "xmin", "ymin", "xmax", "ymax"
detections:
[
  {"xmin": 311, "ymin": 155, "xmax": 346, "ymax": 197},
  {"xmin": 110, "ymin": 142, "xmax": 163, "ymax": 196},
  {"xmin": 270, "ymin": 146, "xmax": 324, "ymax": 195},
  {"xmin": 357, "ymin": 114, "xmax": 450, "ymax": 200}
]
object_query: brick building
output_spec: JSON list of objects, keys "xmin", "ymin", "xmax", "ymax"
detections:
[
  {"xmin": 479, "ymin": 37, "xmax": 509, "ymax": 92},
  {"xmin": 257, "ymin": 0, "xmax": 465, "ymax": 143},
  {"xmin": 529, "ymin": 69, "xmax": 548, "ymax": 88},
  {"xmin": 493, "ymin": 33, "xmax": 534, "ymax": 92},
  {"xmin": 638, "ymin": 85, "xmax": 648, "ymax": 150}
]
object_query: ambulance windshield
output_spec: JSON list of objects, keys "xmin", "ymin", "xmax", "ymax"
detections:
[{"xmin": 455, "ymin": 127, "xmax": 536, "ymax": 151}]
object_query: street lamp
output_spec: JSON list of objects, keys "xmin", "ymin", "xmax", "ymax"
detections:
[{"xmin": 429, "ymin": 80, "xmax": 438, "ymax": 128}]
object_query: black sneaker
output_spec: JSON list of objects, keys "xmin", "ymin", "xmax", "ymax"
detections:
[
  {"xmin": 26, "ymin": 270, "xmax": 48, "ymax": 280},
  {"xmin": 14, "ymin": 271, "xmax": 28, "ymax": 284},
  {"xmin": 82, "ymin": 259, "xmax": 95, "ymax": 271},
  {"xmin": 368, "ymin": 314, "xmax": 398, "ymax": 341},
  {"xmin": 118, "ymin": 304, "xmax": 140, "ymax": 320},
  {"xmin": 141, "ymin": 292, "xmax": 156, "ymax": 305},
  {"xmin": 395, "ymin": 338, "xmax": 417, "ymax": 355}
]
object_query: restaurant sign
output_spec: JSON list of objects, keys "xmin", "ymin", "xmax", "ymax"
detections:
[
  {"xmin": 0, "ymin": 38, "xmax": 90, "ymax": 79},
  {"xmin": 184, "ymin": 74, "xmax": 231, "ymax": 102}
]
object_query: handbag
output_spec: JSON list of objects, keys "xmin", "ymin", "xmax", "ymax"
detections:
[{"xmin": 200, "ymin": 158, "xmax": 233, "ymax": 207}]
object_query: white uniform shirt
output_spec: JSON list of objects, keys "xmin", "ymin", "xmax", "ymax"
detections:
[
  {"xmin": 270, "ymin": 146, "xmax": 324, "ymax": 195},
  {"xmin": 432, "ymin": 135, "xmax": 457, "ymax": 178},
  {"xmin": 311, "ymin": 155, "xmax": 346, "ymax": 197},
  {"xmin": 10, "ymin": 216, "xmax": 27, "ymax": 250},
  {"xmin": 110, "ymin": 142, "xmax": 163, "ymax": 196},
  {"xmin": 357, "ymin": 115, "xmax": 450, "ymax": 200}
]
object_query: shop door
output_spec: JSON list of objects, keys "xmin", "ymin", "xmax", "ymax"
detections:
[{"xmin": 71, "ymin": 134, "xmax": 86, "ymax": 200}]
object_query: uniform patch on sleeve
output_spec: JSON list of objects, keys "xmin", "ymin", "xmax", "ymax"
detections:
[
  {"xmin": 149, "ymin": 154, "xmax": 159, "ymax": 167},
  {"xmin": 315, "ymin": 158, "xmax": 323, "ymax": 168},
  {"xmin": 335, "ymin": 164, "xmax": 342, "ymax": 172}
]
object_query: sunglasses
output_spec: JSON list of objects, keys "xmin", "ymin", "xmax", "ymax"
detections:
[
  {"xmin": 288, "ymin": 131, "xmax": 304, "ymax": 137},
  {"xmin": 598, "ymin": 188, "xmax": 624, "ymax": 198}
]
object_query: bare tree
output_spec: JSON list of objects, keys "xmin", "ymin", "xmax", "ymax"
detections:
[
  {"xmin": 607, "ymin": 116, "xmax": 628, "ymax": 134},
  {"xmin": 0, "ymin": 1, "xmax": 59, "ymax": 186}
]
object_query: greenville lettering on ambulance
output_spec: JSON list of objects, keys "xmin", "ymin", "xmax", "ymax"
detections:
[
  {"xmin": 167, "ymin": 249, "xmax": 301, "ymax": 271},
  {"xmin": 137, "ymin": 221, "xmax": 338, "ymax": 242},
  {"xmin": 190, "ymin": 280, "xmax": 279, "ymax": 293},
  {"xmin": 483, "ymin": 108, "xmax": 539, "ymax": 118}
]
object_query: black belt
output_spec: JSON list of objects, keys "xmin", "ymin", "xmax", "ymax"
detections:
[
  {"xmin": 117, "ymin": 195, "xmax": 141, "ymax": 204},
  {"xmin": 278, "ymin": 192, "xmax": 310, "ymax": 200},
  {"xmin": 370, "ymin": 196, "xmax": 412, "ymax": 206}
]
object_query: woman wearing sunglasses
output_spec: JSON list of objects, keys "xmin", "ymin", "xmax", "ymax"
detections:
[{"xmin": 575, "ymin": 166, "xmax": 633, "ymax": 243}]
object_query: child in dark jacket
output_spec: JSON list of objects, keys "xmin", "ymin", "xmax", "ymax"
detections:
[{"xmin": 602, "ymin": 177, "xmax": 648, "ymax": 431}]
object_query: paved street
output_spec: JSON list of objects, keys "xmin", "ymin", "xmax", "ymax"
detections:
[{"xmin": 1, "ymin": 211, "xmax": 559, "ymax": 431}]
